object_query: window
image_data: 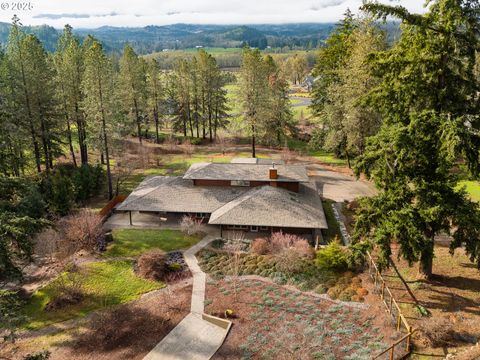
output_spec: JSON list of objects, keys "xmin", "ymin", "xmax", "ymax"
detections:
[
  {"xmin": 251, "ymin": 226, "xmax": 259, "ymax": 232},
  {"xmin": 260, "ymin": 226, "xmax": 269, "ymax": 231},
  {"xmin": 231, "ymin": 180, "xmax": 250, "ymax": 187},
  {"xmin": 196, "ymin": 213, "xmax": 209, "ymax": 218}
]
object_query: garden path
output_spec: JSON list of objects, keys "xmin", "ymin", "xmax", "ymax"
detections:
[{"xmin": 142, "ymin": 232, "xmax": 231, "ymax": 360}]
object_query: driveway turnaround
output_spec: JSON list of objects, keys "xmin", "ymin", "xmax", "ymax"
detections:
[{"xmin": 143, "ymin": 233, "xmax": 231, "ymax": 360}]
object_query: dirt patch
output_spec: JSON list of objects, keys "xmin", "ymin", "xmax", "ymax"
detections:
[{"xmin": 206, "ymin": 278, "xmax": 401, "ymax": 360}]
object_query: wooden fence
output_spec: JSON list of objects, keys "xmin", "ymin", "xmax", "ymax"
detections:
[
  {"xmin": 366, "ymin": 252, "xmax": 414, "ymax": 360},
  {"xmin": 99, "ymin": 195, "xmax": 127, "ymax": 217}
]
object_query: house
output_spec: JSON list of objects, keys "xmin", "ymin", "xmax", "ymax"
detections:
[{"xmin": 115, "ymin": 159, "xmax": 327, "ymax": 242}]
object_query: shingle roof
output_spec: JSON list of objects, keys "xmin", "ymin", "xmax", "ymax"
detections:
[
  {"xmin": 116, "ymin": 176, "xmax": 250, "ymax": 213},
  {"xmin": 183, "ymin": 163, "xmax": 308, "ymax": 182},
  {"xmin": 208, "ymin": 182, "xmax": 327, "ymax": 229}
]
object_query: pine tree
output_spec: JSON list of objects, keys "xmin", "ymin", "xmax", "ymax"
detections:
[
  {"xmin": 54, "ymin": 25, "xmax": 88, "ymax": 166},
  {"xmin": 118, "ymin": 45, "xmax": 147, "ymax": 143},
  {"xmin": 82, "ymin": 39, "xmax": 115, "ymax": 199},
  {"xmin": 239, "ymin": 47, "xmax": 269, "ymax": 158}
]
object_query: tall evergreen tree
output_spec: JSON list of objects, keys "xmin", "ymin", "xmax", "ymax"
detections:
[
  {"xmin": 54, "ymin": 25, "xmax": 88, "ymax": 166},
  {"xmin": 353, "ymin": 0, "xmax": 480, "ymax": 278},
  {"xmin": 82, "ymin": 40, "xmax": 115, "ymax": 199},
  {"xmin": 118, "ymin": 45, "xmax": 147, "ymax": 143},
  {"xmin": 239, "ymin": 47, "xmax": 269, "ymax": 158}
]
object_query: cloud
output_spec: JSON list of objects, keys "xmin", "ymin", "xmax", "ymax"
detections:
[
  {"xmin": 33, "ymin": 12, "xmax": 120, "ymax": 20},
  {"xmin": 0, "ymin": 0, "xmax": 427, "ymax": 28}
]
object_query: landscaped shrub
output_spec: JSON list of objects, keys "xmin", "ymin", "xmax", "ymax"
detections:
[
  {"xmin": 250, "ymin": 238, "xmax": 270, "ymax": 255},
  {"xmin": 136, "ymin": 250, "xmax": 167, "ymax": 281},
  {"xmin": 46, "ymin": 264, "xmax": 84, "ymax": 311},
  {"xmin": 56, "ymin": 210, "xmax": 105, "ymax": 259},
  {"xmin": 315, "ymin": 240, "xmax": 349, "ymax": 271},
  {"xmin": 180, "ymin": 215, "xmax": 205, "ymax": 236},
  {"xmin": 292, "ymin": 239, "xmax": 315, "ymax": 259},
  {"xmin": 356, "ymin": 287, "xmax": 368, "ymax": 297},
  {"xmin": 270, "ymin": 232, "xmax": 305, "ymax": 253}
]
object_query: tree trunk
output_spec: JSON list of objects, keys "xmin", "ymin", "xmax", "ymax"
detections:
[
  {"xmin": 134, "ymin": 98, "xmax": 142, "ymax": 144},
  {"xmin": 418, "ymin": 238, "xmax": 435, "ymax": 279},
  {"xmin": 345, "ymin": 149, "xmax": 352, "ymax": 169},
  {"xmin": 75, "ymin": 104, "xmax": 88, "ymax": 165},
  {"xmin": 66, "ymin": 117, "xmax": 77, "ymax": 167},
  {"xmin": 98, "ymin": 80, "xmax": 113, "ymax": 200},
  {"xmin": 154, "ymin": 107, "xmax": 160, "ymax": 144},
  {"xmin": 251, "ymin": 123, "xmax": 256, "ymax": 158}
]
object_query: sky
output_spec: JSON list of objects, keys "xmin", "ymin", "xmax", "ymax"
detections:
[{"xmin": 0, "ymin": 0, "xmax": 427, "ymax": 28}]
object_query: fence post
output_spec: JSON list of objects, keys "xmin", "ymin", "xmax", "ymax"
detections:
[
  {"xmin": 406, "ymin": 326, "xmax": 412, "ymax": 352},
  {"xmin": 390, "ymin": 346, "xmax": 394, "ymax": 360},
  {"xmin": 397, "ymin": 314, "xmax": 401, "ymax": 331},
  {"xmin": 381, "ymin": 281, "xmax": 385, "ymax": 300}
]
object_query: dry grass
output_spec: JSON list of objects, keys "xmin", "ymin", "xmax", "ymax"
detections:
[{"xmin": 379, "ymin": 244, "xmax": 480, "ymax": 357}]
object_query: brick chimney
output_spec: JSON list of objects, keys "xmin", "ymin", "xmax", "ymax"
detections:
[{"xmin": 269, "ymin": 162, "xmax": 278, "ymax": 180}]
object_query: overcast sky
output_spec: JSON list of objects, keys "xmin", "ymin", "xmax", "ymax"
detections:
[{"xmin": 0, "ymin": 0, "xmax": 427, "ymax": 28}]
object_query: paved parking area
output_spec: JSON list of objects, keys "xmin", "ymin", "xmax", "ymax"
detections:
[{"xmin": 308, "ymin": 165, "xmax": 377, "ymax": 202}]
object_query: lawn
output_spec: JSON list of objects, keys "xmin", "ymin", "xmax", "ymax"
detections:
[
  {"xmin": 23, "ymin": 260, "xmax": 164, "ymax": 330},
  {"xmin": 107, "ymin": 229, "xmax": 201, "ymax": 257},
  {"xmin": 458, "ymin": 180, "xmax": 480, "ymax": 202}
]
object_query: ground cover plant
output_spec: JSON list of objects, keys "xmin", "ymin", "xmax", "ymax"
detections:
[
  {"xmin": 22, "ymin": 260, "xmax": 164, "ymax": 330},
  {"xmin": 207, "ymin": 278, "xmax": 398, "ymax": 360},
  {"xmin": 198, "ymin": 239, "xmax": 368, "ymax": 302},
  {"xmin": 107, "ymin": 229, "xmax": 201, "ymax": 257}
]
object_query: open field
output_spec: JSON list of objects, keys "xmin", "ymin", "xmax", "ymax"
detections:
[{"xmin": 458, "ymin": 180, "xmax": 480, "ymax": 202}]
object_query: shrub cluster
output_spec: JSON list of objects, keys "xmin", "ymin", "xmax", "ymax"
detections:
[
  {"xmin": 180, "ymin": 215, "xmax": 205, "ymax": 236},
  {"xmin": 136, "ymin": 250, "xmax": 168, "ymax": 281}
]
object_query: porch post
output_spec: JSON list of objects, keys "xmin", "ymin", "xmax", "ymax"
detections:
[
  {"xmin": 129, "ymin": 211, "xmax": 133, "ymax": 226},
  {"xmin": 220, "ymin": 225, "xmax": 223, "ymax": 238}
]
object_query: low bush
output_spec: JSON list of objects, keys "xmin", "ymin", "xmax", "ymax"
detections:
[
  {"xmin": 23, "ymin": 351, "xmax": 51, "ymax": 360},
  {"xmin": 137, "ymin": 250, "xmax": 167, "ymax": 281},
  {"xmin": 418, "ymin": 317, "xmax": 456, "ymax": 348},
  {"xmin": 250, "ymin": 238, "xmax": 270, "ymax": 255},
  {"xmin": 315, "ymin": 240, "xmax": 349, "ymax": 271},
  {"xmin": 46, "ymin": 264, "xmax": 84, "ymax": 311},
  {"xmin": 180, "ymin": 215, "xmax": 205, "ymax": 236}
]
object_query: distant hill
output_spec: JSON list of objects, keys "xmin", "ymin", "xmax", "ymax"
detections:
[
  {"xmin": 0, "ymin": 22, "xmax": 400, "ymax": 54},
  {"xmin": 0, "ymin": 22, "xmax": 336, "ymax": 53}
]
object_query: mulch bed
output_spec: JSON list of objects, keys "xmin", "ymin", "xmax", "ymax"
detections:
[{"xmin": 206, "ymin": 278, "xmax": 401, "ymax": 360}]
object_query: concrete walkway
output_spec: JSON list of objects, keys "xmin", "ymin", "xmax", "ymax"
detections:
[{"xmin": 143, "ymin": 233, "xmax": 231, "ymax": 360}]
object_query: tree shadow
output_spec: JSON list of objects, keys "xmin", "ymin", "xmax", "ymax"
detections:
[{"xmin": 62, "ymin": 305, "xmax": 174, "ymax": 357}]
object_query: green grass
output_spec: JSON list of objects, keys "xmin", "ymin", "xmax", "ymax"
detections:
[
  {"xmin": 23, "ymin": 260, "xmax": 164, "ymax": 330},
  {"xmin": 309, "ymin": 150, "xmax": 349, "ymax": 167},
  {"xmin": 322, "ymin": 200, "xmax": 343, "ymax": 243},
  {"xmin": 107, "ymin": 229, "xmax": 201, "ymax": 257},
  {"xmin": 458, "ymin": 180, "xmax": 480, "ymax": 202}
]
